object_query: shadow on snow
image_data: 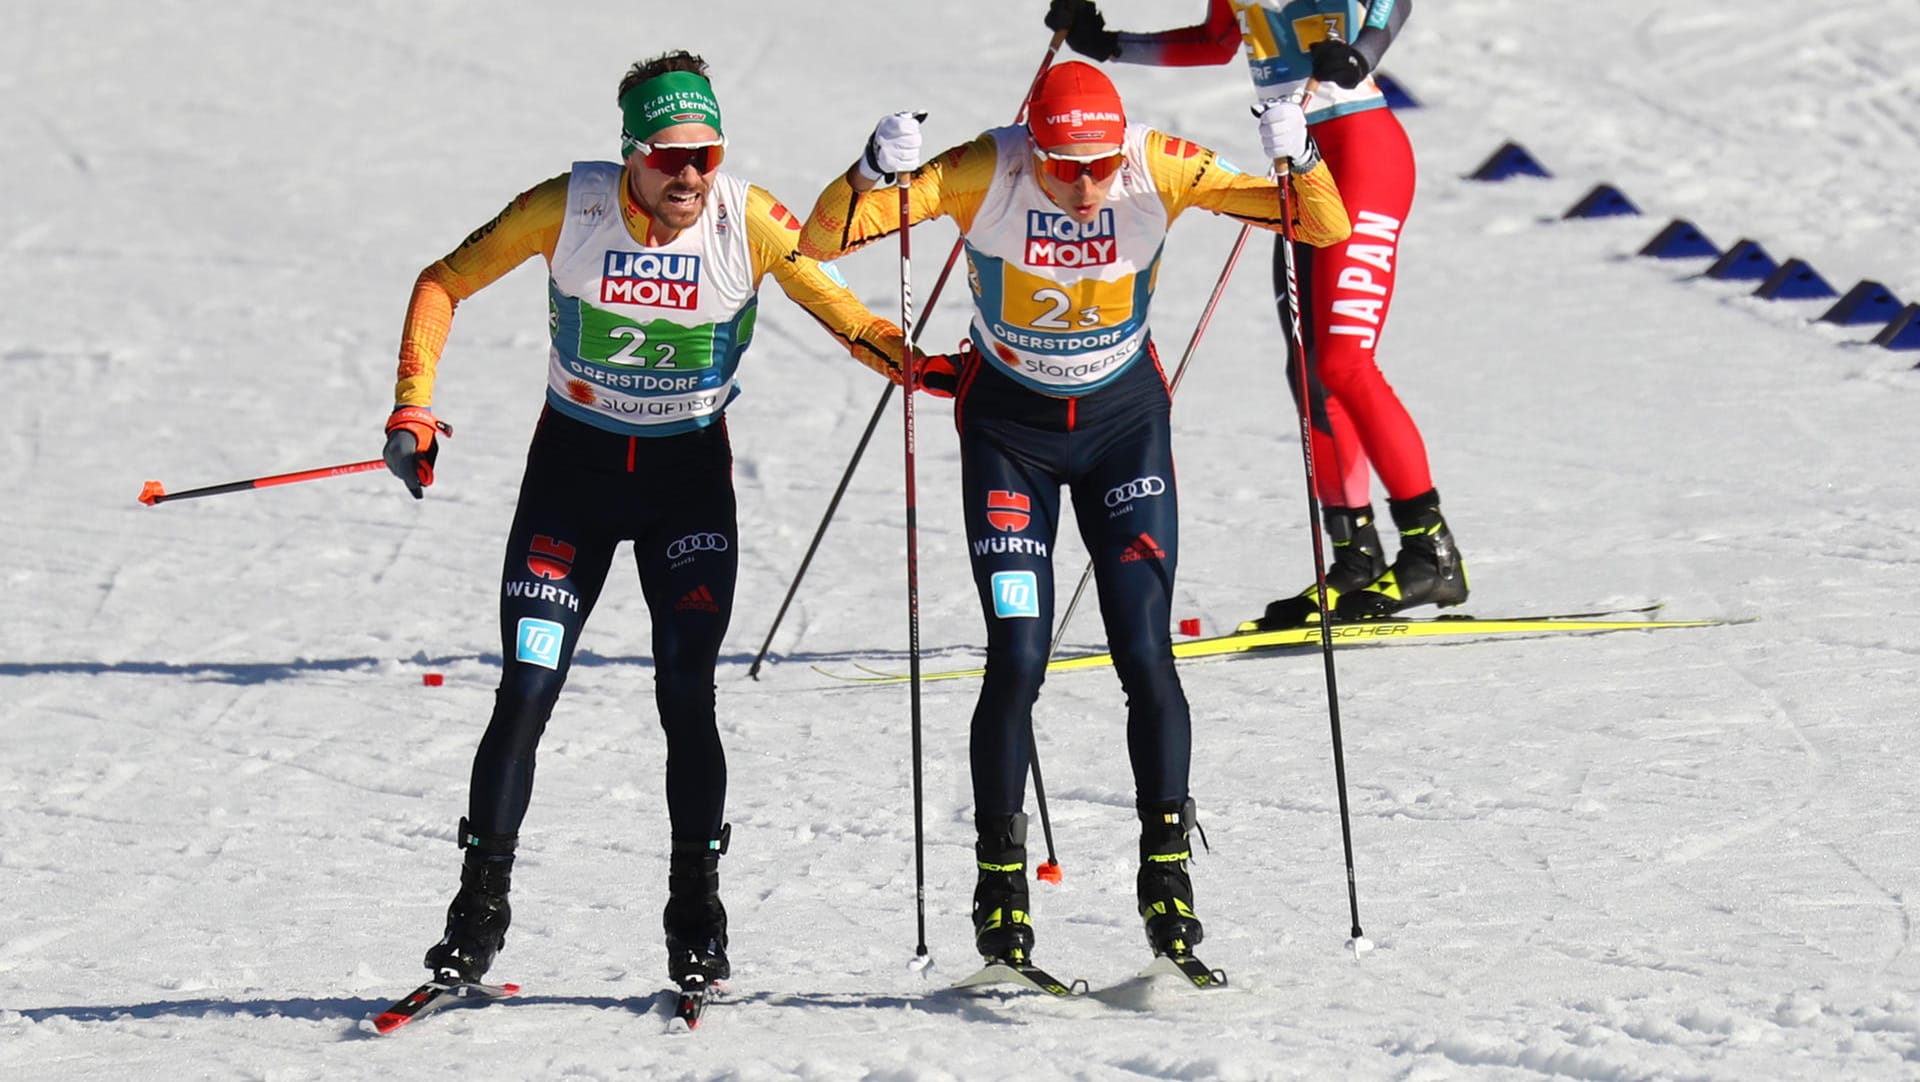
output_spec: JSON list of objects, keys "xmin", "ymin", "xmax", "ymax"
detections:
[
  {"xmin": 0, "ymin": 646, "xmax": 974, "ymax": 684},
  {"xmin": 12, "ymin": 986, "xmax": 1042, "ymax": 1032}
]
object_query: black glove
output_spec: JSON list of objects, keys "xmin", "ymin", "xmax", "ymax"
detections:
[
  {"xmin": 1045, "ymin": 0, "xmax": 1119, "ymax": 63},
  {"xmin": 382, "ymin": 406, "xmax": 447, "ymax": 500},
  {"xmin": 910, "ymin": 341, "xmax": 979, "ymax": 398},
  {"xmin": 1310, "ymin": 39, "xmax": 1371, "ymax": 89},
  {"xmin": 919, "ymin": 352, "xmax": 960, "ymax": 398}
]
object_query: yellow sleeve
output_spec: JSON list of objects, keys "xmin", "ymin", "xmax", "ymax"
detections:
[
  {"xmin": 1141, "ymin": 130, "xmax": 1352, "ymax": 249},
  {"xmin": 1282, "ymin": 160, "xmax": 1353, "ymax": 249},
  {"xmin": 798, "ymin": 134, "xmax": 998, "ymax": 261},
  {"xmin": 393, "ymin": 173, "xmax": 569, "ymax": 407},
  {"xmin": 745, "ymin": 184, "xmax": 910, "ymax": 384}
]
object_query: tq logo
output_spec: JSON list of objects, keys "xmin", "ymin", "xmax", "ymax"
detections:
[
  {"xmin": 1105, "ymin": 475, "xmax": 1167, "ymax": 508},
  {"xmin": 667, "ymin": 532, "xmax": 730, "ymax": 560}
]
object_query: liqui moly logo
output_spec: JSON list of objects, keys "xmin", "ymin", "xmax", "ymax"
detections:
[
  {"xmin": 602, "ymin": 251, "xmax": 702, "ymax": 309},
  {"xmin": 1025, "ymin": 209, "xmax": 1117, "ymax": 268}
]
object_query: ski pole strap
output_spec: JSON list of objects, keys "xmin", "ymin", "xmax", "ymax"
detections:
[
  {"xmin": 672, "ymin": 822, "xmax": 731, "ymax": 856},
  {"xmin": 456, "ymin": 817, "xmax": 518, "ymax": 855},
  {"xmin": 1178, "ymin": 797, "xmax": 1211, "ymax": 854},
  {"xmin": 1141, "ymin": 797, "xmax": 1209, "ymax": 854}
]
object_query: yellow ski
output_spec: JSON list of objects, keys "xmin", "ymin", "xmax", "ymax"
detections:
[{"xmin": 813, "ymin": 608, "xmax": 1741, "ymax": 686}]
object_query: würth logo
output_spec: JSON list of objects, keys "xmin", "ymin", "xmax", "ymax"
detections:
[
  {"xmin": 602, "ymin": 251, "xmax": 702, "ymax": 309},
  {"xmin": 986, "ymin": 490, "xmax": 1032, "ymax": 532},
  {"xmin": 675, "ymin": 584, "xmax": 721, "ymax": 613},
  {"xmin": 1120, "ymin": 532, "xmax": 1166, "ymax": 563},
  {"xmin": 527, "ymin": 535, "xmax": 576, "ymax": 580}
]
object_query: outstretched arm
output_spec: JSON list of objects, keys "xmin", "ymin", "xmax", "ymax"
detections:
[
  {"xmin": 1046, "ymin": 0, "xmax": 1241, "ymax": 67},
  {"xmin": 747, "ymin": 185, "xmax": 913, "ymax": 384},
  {"xmin": 384, "ymin": 173, "xmax": 563, "ymax": 496},
  {"xmin": 394, "ymin": 174, "xmax": 566, "ymax": 407},
  {"xmin": 798, "ymin": 132, "xmax": 995, "ymax": 262},
  {"xmin": 1146, "ymin": 129, "xmax": 1351, "ymax": 249}
]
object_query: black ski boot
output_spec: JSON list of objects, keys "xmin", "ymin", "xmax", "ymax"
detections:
[
  {"xmin": 972, "ymin": 813, "xmax": 1035, "ymax": 965},
  {"xmin": 422, "ymin": 818, "xmax": 516, "ymax": 982},
  {"xmin": 1138, "ymin": 799, "xmax": 1204, "ymax": 959},
  {"xmin": 1338, "ymin": 489, "xmax": 1468, "ymax": 619},
  {"xmin": 663, "ymin": 826, "xmax": 731, "ymax": 986},
  {"xmin": 1254, "ymin": 505, "xmax": 1388, "ymax": 630}
]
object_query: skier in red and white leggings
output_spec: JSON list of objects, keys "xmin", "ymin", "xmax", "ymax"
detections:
[{"xmin": 1046, "ymin": 0, "xmax": 1468, "ymax": 628}]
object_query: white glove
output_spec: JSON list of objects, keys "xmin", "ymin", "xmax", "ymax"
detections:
[
  {"xmin": 857, "ymin": 110, "xmax": 927, "ymax": 183},
  {"xmin": 1255, "ymin": 98, "xmax": 1312, "ymax": 166}
]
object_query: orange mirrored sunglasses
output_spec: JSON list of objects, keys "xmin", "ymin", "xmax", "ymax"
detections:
[
  {"xmin": 1032, "ymin": 146, "xmax": 1124, "ymax": 184},
  {"xmin": 627, "ymin": 137, "xmax": 727, "ymax": 175}
]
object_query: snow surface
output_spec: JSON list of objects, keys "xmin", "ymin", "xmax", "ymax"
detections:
[{"xmin": 5, "ymin": 1, "xmax": 1920, "ymax": 1079}]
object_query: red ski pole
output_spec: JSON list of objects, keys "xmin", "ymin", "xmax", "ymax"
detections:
[{"xmin": 138, "ymin": 458, "xmax": 388, "ymax": 506}]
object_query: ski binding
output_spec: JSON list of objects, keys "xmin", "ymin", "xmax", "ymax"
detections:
[
  {"xmin": 951, "ymin": 958, "xmax": 1089, "ymax": 997},
  {"xmin": 1140, "ymin": 952, "xmax": 1227, "ymax": 989},
  {"xmin": 368, "ymin": 976, "xmax": 519, "ymax": 1035}
]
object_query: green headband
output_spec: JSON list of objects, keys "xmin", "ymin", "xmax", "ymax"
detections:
[{"xmin": 620, "ymin": 71, "xmax": 723, "ymax": 155}]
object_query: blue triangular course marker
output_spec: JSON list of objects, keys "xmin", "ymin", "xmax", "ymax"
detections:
[
  {"xmin": 1467, "ymin": 141, "xmax": 1549, "ymax": 181},
  {"xmin": 1753, "ymin": 259, "xmax": 1837, "ymax": 301},
  {"xmin": 1869, "ymin": 303, "xmax": 1920, "ymax": 352},
  {"xmin": 1704, "ymin": 239, "xmax": 1777, "ymax": 281},
  {"xmin": 1819, "ymin": 280, "xmax": 1903, "ymax": 326},
  {"xmin": 1562, "ymin": 183, "xmax": 1639, "ymax": 219},
  {"xmin": 1638, "ymin": 219, "xmax": 1719, "ymax": 259},
  {"xmin": 1374, "ymin": 72, "xmax": 1419, "ymax": 109}
]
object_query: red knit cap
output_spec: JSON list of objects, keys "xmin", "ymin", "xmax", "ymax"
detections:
[{"xmin": 1026, "ymin": 61, "xmax": 1126, "ymax": 150}]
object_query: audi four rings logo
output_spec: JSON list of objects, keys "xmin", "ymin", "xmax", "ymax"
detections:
[
  {"xmin": 1105, "ymin": 476, "xmax": 1167, "ymax": 507},
  {"xmin": 667, "ymin": 533, "xmax": 730, "ymax": 560}
]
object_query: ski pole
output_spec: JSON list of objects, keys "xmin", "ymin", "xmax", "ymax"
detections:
[
  {"xmin": 895, "ymin": 166, "xmax": 934, "ymax": 974},
  {"xmin": 747, "ymin": 28, "xmax": 1072, "ymax": 681},
  {"xmin": 138, "ymin": 458, "xmax": 387, "ymax": 506},
  {"xmin": 896, "ymin": 18, "xmax": 1080, "ymax": 962},
  {"xmin": 1276, "ymin": 83, "xmax": 1371, "ymax": 957}
]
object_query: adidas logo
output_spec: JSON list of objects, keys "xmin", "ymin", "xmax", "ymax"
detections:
[
  {"xmin": 1120, "ymin": 532, "xmax": 1166, "ymax": 563},
  {"xmin": 674, "ymin": 584, "xmax": 721, "ymax": 613}
]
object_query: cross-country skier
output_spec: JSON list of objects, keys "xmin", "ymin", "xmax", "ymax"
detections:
[
  {"xmin": 1045, "ymin": 0, "xmax": 1470, "ymax": 629},
  {"xmin": 799, "ymin": 61, "xmax": 1349, "ymax": 969},
  {"xmin": 382, "ymin": 50, "xmax": 918, "ymax": 994}
]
